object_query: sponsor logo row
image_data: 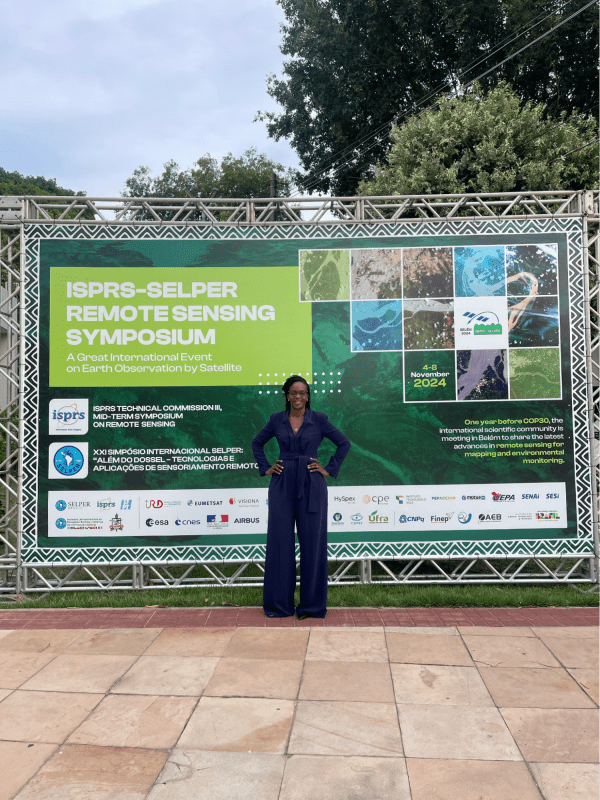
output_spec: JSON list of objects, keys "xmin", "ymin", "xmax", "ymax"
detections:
[
  {"xmin": 331, "ymin": 510, "xmax": 561, "ymax": 525},
  {"xmin": 334, "ymin": 491, "xmax": 561, "ymax": 505}
]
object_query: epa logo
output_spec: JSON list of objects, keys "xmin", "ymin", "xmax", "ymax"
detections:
[
  {"xmin": 49, "ymin": 399, "xmax": 89, "ymax": 435},
  {"xmin": 48, "ymin": 442, "xmax": 88, "ymax": 480}
]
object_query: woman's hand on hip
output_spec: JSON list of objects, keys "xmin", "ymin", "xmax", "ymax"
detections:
[
  {"xmin": 266, "ymin": 460, "xmax": 284, "ymax": 476},
  {"xmin": 308, "ymin": 458, "xmax": 329, "ymax": 477}
]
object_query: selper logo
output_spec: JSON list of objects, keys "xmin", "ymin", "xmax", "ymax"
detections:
[
  {"xmin": 431, "ymin": 513, "xmax": 454, "ymax": 523},
  {"xmin": 492, "ymin": 492, "xmax": 514, "ymax": 502},
  {"xmin": 368, "ymin": 510, "xmax": 389, "ymax": 523},
  {"xmin": 49, "ymin": 399, "xmax": 89, "ymax": 435},
  {"xmin": 49, "ymin": 443, "xmax": 88, "ymax": 479}
]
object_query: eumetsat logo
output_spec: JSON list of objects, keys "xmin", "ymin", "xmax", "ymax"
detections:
[
  {"xmin": 536, "ymin": 511, "xmax": 560, "ymax": 521},
  {"xmin": 368, "ymin": 510, "xmax": 389, "ymax": 523},
  {"xmin": 193, "ymin": 500, "xmax": 223, "ymax": 506},
  {"xmin": 398, "ymin": 515, "xmax": 424, "ymax": 523},
  {"xmin": 49, "ymin": 399, "xmax": 89, "ymax": 435},
  {"xmin": 492, "ymin": 492, "xmax": 514, "ymax": 502},
  {"xmin": 431, "ymin": 513, "xmax": 454, "ymax": 523}
]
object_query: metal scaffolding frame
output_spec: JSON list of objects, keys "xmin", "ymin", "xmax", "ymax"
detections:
[{"xmin": 0, "ymin": 190, "xmax": 598, "ymax": 594}]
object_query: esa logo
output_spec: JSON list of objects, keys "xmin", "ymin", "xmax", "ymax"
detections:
[
  {"xmin": 146, "ymin": 518, "xmax": 168, "ymax": 527},
  {"xmin": 49, "ymin": 399, "xmax": 89, "ymax": 435},
  {"xmin": 49, "ymin": 443, "xmax": 88, "ymax": 480},
  {"xmin": 478, "ymin": 513, "xmax": 502, "ymax": 522}
]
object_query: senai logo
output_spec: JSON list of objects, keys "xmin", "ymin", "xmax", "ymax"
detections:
[
  {"xmin": 463, "ymin": 311, "xmax": 502, "ymax": 336},
  {"xmin": 49, "ymin": 399, "xmax": 89, "ymax": 435}
]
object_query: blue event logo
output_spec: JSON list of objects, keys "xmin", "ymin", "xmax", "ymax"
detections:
[
  {"xmin": 55, "ymin": 518, "xmax": 67, "ymax": 529},
  {"xmin": 333, "ymin": 512, "xmax": 342, "ymax": 522},
  {"xmin": 53, "ymin": 446, "xmax": 85, "ymax": 477},
  {"xmin": 55, "ymin": 499, "xmax": 67, "ymax": 511},
  {"xmin": 458, "ymin": 512, "xmax": 472, "ymax": 524}
]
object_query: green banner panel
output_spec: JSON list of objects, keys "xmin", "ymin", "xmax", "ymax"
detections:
[{"xmin": 21, "ymin": 219, "xmax": 594, "ymax": 565}]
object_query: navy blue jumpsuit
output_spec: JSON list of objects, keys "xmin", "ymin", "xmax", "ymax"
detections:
[{"xmin": 252, "ymin": 409, "xmax": 351, "ymax": 618}]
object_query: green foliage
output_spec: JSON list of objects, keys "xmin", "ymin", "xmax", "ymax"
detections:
[
  {"xmin": 261, "ymin": 0, "xmax": 598, "ymax": 195},
  {"xmin": 359, "ymin": 83, "xmax": 598, "ymax": 196},
  {"xmin": 0, "ymin": 167, "xmax": 84, "ymax": 197},
  {"xmin": 123, "ymin": 148, "xmax": 296, "ymax": 219}
]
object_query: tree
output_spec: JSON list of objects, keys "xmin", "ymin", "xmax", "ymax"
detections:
[
  {"xmin": 358, "ymin": 83, "xmax": 597, "ymax": 196},
  {"xmin": 123, "ymin": 148, "xmax": 295, "ymax": 217},
  {"xmin": 0, "ymin": 167, "xmax": 84, "ymax": 197},
  {"xmin": 259, "ymin": 0, "xmax": 598, "ymax": 196}
]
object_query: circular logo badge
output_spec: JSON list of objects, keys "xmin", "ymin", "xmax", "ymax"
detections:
[
  {"xmin": 187, "ymin": 499, "xmax": 193, "ymax": 506},
  {"xmin": 55, "ymin": 518, "xmax": 66, "ymax": 529},
  {"xmin": 53, "ymin": 446, "xmax": 84, "ymax": 477},
  {"xmin": 399, "ymin": 515, "xmax": 407, "ymax": 523},
  {"xmin": 362, "ymin": 495, "xmax": 371, "ymax": 504},
  {"xmin": 333, "ymin": 512, "xmax": 342, "ymax": 522},
  {"xmin": 458, "ymin": 512, "xmax": 472, "ymax": 524},
  {"xmin": 229, "ymin": 498, "xmax": 236, "ymax": 505},
  {"xmin": 55, "ymin": 499, "xmax": 67, "ymax": 511}
]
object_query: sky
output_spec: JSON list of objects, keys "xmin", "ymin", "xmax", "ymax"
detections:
[{"xmin": 0, "ymin": 0, "xmax": 298, "ymax": 197}]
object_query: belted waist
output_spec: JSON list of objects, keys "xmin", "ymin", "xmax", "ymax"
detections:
[{"xmin": 278, "ymin": 455, "xmax": 319, "ymax": 512}]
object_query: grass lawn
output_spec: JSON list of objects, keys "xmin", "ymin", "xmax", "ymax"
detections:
[{"xmin": 1, "ymin": 582, "xmax": 597, "ymax": 610}]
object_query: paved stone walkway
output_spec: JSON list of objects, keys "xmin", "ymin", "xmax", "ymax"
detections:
[
  {"xmin": 0, "ymin": 611, "xmax": 597, "ymax": 799},
  {"xmin": 0, "ymin": 605, "xmax": 597, "ymax": 629}
]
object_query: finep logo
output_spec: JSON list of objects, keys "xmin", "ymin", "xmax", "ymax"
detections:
[{"xmin": 49, "ymin": 399, "xmax": 89, "ymax": 435}]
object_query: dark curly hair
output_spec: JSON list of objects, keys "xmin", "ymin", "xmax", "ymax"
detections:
[{"xmin": 282, "ymin": 374, "xmax": 311, "ymax": 412}]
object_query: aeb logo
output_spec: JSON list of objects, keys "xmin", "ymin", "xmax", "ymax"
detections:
[
  {"xmin": 478, "ymin": 513, "xmax": 502, "ymax": 522},
  {"xmin": 49, "ymin": 399, "xmax": 89, "ymax": 435}
]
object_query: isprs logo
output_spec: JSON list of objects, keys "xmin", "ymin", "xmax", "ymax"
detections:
[{"xmin": 49, "ymin": 399, "xmax": 89, "ymax": 435}]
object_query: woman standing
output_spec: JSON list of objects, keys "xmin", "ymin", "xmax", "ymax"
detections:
[{"xmin": 252, "ymin": 375, "xmax": 350, "ymax": 619}]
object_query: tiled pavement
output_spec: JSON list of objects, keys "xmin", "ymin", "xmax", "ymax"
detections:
[{"xmin": 0, "ymin": 609, "xmax": 597, "ymax": 799}]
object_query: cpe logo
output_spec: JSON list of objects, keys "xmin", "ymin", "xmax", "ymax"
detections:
[
  {"xmin": 49, "ymin": 443, "xmax": 88, "ymax": 479},
  {"xmin": 49, "ymin": 399, "xmax": 89, "ymax": 435}
]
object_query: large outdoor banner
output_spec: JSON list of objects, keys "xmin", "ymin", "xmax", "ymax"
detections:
[{"xmin": 21, "ymin": 218, "xmax": 594, "ymax": 565}]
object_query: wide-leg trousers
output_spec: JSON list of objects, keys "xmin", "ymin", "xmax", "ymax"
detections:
[{"xmin": 263, "ymin": 463, "xmax": 328, "ymax": 618}]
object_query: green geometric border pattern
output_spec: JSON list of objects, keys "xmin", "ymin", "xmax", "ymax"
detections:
[{"xmin": 21, "ymin": 219, "xmax": 594, "ymax": 564}]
